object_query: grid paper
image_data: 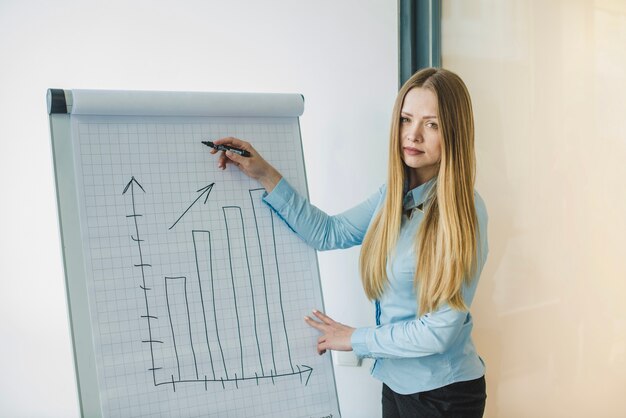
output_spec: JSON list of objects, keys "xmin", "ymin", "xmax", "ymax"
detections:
[{"xmin": 70, "ymin": 113, "xmax": 340, "ymax": 418}]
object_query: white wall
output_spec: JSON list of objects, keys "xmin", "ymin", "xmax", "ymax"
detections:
[
  {"xmin": 0, "ymin": 1, "xmax": 397, "ymax": 416},
  {"xmin": 442, "ymin": 1, "xmax": 626, "ymax": 417}
]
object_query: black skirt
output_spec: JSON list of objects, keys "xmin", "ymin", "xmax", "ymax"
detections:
[{"xmin": 382, "ymin": 376, "xmax": 486, "ymax": 418}]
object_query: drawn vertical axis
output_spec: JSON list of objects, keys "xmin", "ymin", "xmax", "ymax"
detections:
[
  {"xmin": 122, "ymin": 177, "xmax": 159, "ymax": 386},
  {"xmin": 249, "ymin": 189, "xmax": 277, "ymax": 375},
  {"xmin": 192, "ymin": 230, "xmax": 216, "ymax": 381}
]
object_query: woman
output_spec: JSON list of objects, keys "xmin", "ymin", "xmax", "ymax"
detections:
[{"xmin": 211, "ymin": 67, "xmax": 488, "ymax": 417}]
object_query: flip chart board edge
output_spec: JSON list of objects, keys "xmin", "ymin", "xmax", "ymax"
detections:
[
  {"xmin": 294, "ymin": 117, "xmax": 342, "ymax": 418},
  {"xmin": 48, "ymin": 89, "xmax": 104, "ymax": 418}
]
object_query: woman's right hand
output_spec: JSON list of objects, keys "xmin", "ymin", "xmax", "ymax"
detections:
[{"xmin": 210, "ymin": 137, "xmax": 283, "ymax": 192}]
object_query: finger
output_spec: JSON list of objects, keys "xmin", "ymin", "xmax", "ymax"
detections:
[
  {"xmin": 214, "ymin": 137, "xmax": 250, "ymax": 150},
  {"xmin": 224, "ymin": 150, "xmax": 245, "ymax": 166},
  {"xmin": 218, "ymin": 137, "xmax": 256, "ymax": 158},
  {"xmin": 312, "ymin": 309, "xmax": 335, "ymax": 325},
  {"xmin": 218, "ymin": 151, "xmax": 229, "ymax": 169},
  {"xmin": 304, "ymin": 316, "xmax": 325, "ymax": 332}
]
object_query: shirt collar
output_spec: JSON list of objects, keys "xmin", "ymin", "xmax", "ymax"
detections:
[{"xmin": 403, "ymin": 177, "xmax": 437, "ymax": 212}]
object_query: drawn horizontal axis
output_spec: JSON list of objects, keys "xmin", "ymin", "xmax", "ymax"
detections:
[{"xmin": 153, "ymin": 365, "xmax": 313, "ymax": 391}]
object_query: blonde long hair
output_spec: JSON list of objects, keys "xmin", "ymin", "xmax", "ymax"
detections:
[{"xmin": 359, "ymin": 68, "xmax": 478, "ymax": 317}]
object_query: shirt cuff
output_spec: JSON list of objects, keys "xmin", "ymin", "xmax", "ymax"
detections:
[
  {"xmin": 262, "ymin": 177, "xmax": 292, "ymax": 211},
  {"xmin": 351, "ymin": 327, "xmax": 371, "ymax": 358}
]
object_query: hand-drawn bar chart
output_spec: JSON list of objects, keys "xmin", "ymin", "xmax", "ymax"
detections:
[{"xmin": 124, "ymin": 178, "xmax": 312, "ymax": 392}]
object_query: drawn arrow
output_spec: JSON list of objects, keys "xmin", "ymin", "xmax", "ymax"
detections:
[
  {"xmin": 297, "ymin": 364, "xmax": 314, "ymax": 386},
  {"xmin": 169, "ymin": 183, "xmax": 215, "ymax": 230},
  {"xmin": 122, "ymin": 176, "xmax": 145, "ymax": 195}
]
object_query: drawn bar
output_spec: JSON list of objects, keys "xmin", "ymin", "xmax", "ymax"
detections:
[
  {"xmin": 192, "ymin": 230, "xmax": 219, "ymax": 381},
  {"xmin": 223, "ymin": 206, "xmax": 264, "ymax": 379},
  {"xmin": 165, "ymin": 276, "xmax": 199, "ymax": 381},
  {"xmin": 249, "ymin": 188, "xmax": 295, "ymax": 374}
]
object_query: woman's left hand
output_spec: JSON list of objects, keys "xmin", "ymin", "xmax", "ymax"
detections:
[{"xmin": 304, "ymin": 310, "xmax": 355, "ymax": 355}]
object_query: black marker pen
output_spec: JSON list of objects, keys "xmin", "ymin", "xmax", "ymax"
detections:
[{"xmin": 202, "ymin": 140, "xmax": 251, "ymax": 157}]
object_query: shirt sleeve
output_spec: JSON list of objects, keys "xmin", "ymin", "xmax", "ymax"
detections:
[
  {"xmin": 262, "ymin": 178, "xmax": 384, "ymax": 251},
  {"xmin": 351, "ymin": 191, "xmax": 489, "ymax": 359},
  {"xmin": 351, "ymin": 304, "xmax": 472, "ymax": 359}
]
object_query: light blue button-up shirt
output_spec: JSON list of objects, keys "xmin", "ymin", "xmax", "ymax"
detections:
[{"xmin": 263, "ymin": 177, "xmax": 488, "ymax": 395}]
